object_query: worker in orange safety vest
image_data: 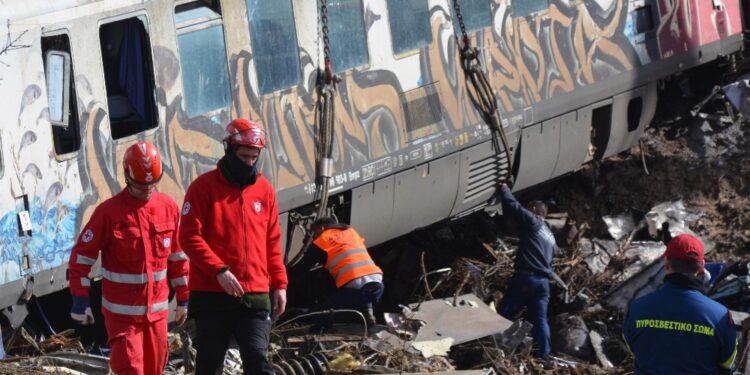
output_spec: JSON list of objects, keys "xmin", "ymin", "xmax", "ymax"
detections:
[{"xmin": 296, "ymin": 217, "xmax": 384, "ymax": 331}]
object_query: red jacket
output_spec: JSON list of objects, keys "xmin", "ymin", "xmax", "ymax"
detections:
[
  {"xmin": 69, "ymin": 190, "xmax": 189, "ymax": 323},
  {"xmin": 179, "ymin": 169, "xmax": 287, "ymax": 293}
]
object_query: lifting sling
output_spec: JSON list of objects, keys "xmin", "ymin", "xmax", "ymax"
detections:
[{"xmin": 451, "ymin": 0, "xmax": 514, "ymax": 185}]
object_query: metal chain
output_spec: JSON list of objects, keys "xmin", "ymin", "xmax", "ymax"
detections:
[
  {"xmin": 451, "ymin": 0, "xmax": 469, "ymax": 50},
  {"xmin": 320, "ymin": 0, "xmax": 333, "ymax": 82},
  {"xmin": 451, "ymin": 0, "xmax": 514, "ymax": 182}
]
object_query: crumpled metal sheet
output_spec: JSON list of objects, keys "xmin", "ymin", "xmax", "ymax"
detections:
[
  {"xmin": 579, "ymin": 239, "xmax": 618, "ymax": 275},
  {"xmin": 602, "ymin": 200, "xmax": 705, "ymax": 244},
  {"xmin": 606, "ymin": 238, "xmax": 715, "ymax": 311},
  {"xmin": 722, "ymin": 74, "xmax": 750, "ymax": 117},
  {"xmin": 644, "ymin": 199, "xmax": 703, "ymax": 239},
  {"xmin": 604, "ymin": 259, "xmax": 666, "ymax": 312},
  {"xmin": 408, "ymin": 294, "xmax": 512, "ymax": 346},
  {"xmin": 602, "ymin": 212, "xmax": 636, "ymax": 241},
  {"xmin": 619, "ymin": 241, "xmax": 667, "ymax": 281}
]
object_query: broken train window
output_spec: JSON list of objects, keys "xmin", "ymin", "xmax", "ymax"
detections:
[
  {"xmin": 175, "ymin": 3, "xmax": 232, "ymax": 118},
  {"xmin": 99, "ymin": 16, "xmax": 159, "ymax": 140},
  {"xmin": 42, "ymin": 33, "xmax": 82, "ymax": 156}
]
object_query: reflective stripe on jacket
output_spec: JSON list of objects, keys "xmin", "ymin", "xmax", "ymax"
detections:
[
  {"xmin": 623, "ymin": 276, "xmax": 737, "ymax": 374},
  {"xmin": 69, "ymin": 190, "xmax": 189, "ymax": 322},
  {"xmin": 313, "ymin": 227, "xmax": 382, "ymax": 288}
]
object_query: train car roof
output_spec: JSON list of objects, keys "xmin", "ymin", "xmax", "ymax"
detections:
[{"xmin": 3, "ymin": 0, "xmax": 141, "ymax": 27}]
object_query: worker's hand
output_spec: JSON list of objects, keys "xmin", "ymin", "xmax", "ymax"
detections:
[
  {"xmin": 71, "ymin": 296, "xmax": 95, "ymax": 325},
  {"xmin": 217, "ymin": 269, "xmax": 243, "ymax": 297},
  {"xmin": 271, "ymin": 289, "xmax": 287, "ymax": 321},
  {"xmin": 175, "ymin": 303, "xmax": 188, "ymax": 326}
]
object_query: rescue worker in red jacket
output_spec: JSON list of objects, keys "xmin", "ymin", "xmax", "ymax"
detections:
[
  {"xmin": 299, "ymin": 217, "xmax": 384, "ymax": 331},
  {"xmin": 179, "ymin": 118, "xmax": 287, "ymax": 375},
  {"xmin": 68, "ymin": 141, "xmax": 189, "ymax": 375}
]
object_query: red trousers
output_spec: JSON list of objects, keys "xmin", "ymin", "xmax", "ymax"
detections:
[{"xmin": 105, "ymin": 316, "xmax": 168, "ymax": 375}]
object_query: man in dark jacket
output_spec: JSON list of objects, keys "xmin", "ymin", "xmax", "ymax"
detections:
[
  {"xmin": 623, "ymin": 234, "xmax": 737, "ymax": 374},
  {"xmin": 497, "ymin": 183, "xmax": 556, "ymax": 358},
  {"xmin": 179, "ymin": 118, "xmax": 287, "ymax": 375}
]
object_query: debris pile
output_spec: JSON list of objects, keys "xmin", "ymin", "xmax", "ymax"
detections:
[{"xmin": 267, "ymin": 94, "xmax": 749, "ymax": 374}]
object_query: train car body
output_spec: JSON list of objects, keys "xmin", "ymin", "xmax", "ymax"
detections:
[{"xmin": 0, "ymin": 0, "xmax": 743, "ymax": 323}]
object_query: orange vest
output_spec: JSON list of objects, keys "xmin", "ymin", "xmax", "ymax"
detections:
[{"xmin": 313, "ymin": 227, "xmax": 383, "ymax": 288}]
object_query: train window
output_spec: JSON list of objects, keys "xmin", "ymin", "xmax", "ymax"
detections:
[
  {"xmin": 386, "ymin": 0, "xmax": 432, "ymax": 55},
  {"xmin": 627, "ymin": 97, "xmax": 643, "ymax": 132},
  {"xmin": 512, "ymin": 0, "xmax": 548, "ymax": 17},
  {"xmin": 452, "ymin": 0, "xmax": 491, "ymax": 33},
  {"xmin": 247, "ymin": 0, "xmax": 301, "ymax": 95},
  {"xmin": 175, "ymin": 4, "xmax": 232, "ymax": 117},
  {"xmin": 327, "ymin": 0, "xmax": 369, "ymax": 73},
  {"xmin": 42, "ymin": 34, "xmax": 82, "ymax": 155},
  {"xmin": 100, "ymin": 17, "xmax": 159, "ymax": 139},
  {"xmin": 45, "ymin": 52, "xmax": 70, "ymax": 127},
  {"xmin": 632, "ymin": 5, "xmax": 655, "ymax": 34}
]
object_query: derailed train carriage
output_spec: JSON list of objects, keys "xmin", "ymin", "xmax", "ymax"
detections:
[{"xmin": 0, "ymin": 0, "xmax": 744, "ymax": 326}]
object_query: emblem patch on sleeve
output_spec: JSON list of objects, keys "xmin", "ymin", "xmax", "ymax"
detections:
[
  {"xmin": 182, "ymin": 202, "xmax": 191, "ymax": 216},
  {"xmin": 82, "ymin": 229, "xmax": 94, "ymax": 243}
]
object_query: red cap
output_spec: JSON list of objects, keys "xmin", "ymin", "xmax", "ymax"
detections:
[{"xmin": 664, "ymin": 234, "xmax": 704, "ymax": 263}]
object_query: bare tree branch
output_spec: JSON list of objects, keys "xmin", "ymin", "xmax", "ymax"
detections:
[{"xmin": 0, "ymin": 19, "xmax": 31, "ymax": 82}]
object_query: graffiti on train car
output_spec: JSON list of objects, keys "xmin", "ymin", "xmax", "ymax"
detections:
[
  {"xmin": 489, "ymin": 0, "xmax": 638, "ymax": 111},
  {"xmin": 487, "ymin": 0, "xmax": 741, "ymax": 113},
  {"xmin": 0, "ymin": 0, "xmax": 742, "ymax": 289}
]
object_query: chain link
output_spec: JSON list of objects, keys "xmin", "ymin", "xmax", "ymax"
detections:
[
  {"xmin": 452, "ymin": 0, "xmax": 469, "ymax": 49},
  {"xmin": 321, "ymin": 0, "xmax": 330, "ymax": 66},
  {"xmin": 451, "ymin": 0, "xmax": 514, "ymax": 181}
]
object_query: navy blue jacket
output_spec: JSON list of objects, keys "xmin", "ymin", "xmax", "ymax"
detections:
[
  {"xmin": 624, "ymin": 273, "xmax": 737, "ymax": 375},
  {"xmin": 499, "ymin": 185, "xmax": 556, "ymax": 277}
]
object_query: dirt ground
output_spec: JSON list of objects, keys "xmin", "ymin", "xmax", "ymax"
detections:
[{"xmin": 542, "ymin": 116, "xmax": 750, "ymax": 261}]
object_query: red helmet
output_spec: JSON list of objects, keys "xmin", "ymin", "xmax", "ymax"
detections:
[
  {"xmin": 123, "ymin": 141, "xmax": 163, "ymax": 185},
  {"xmin": 223, "ymin": 118, "xmax": 265, "ymax": 149}
]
